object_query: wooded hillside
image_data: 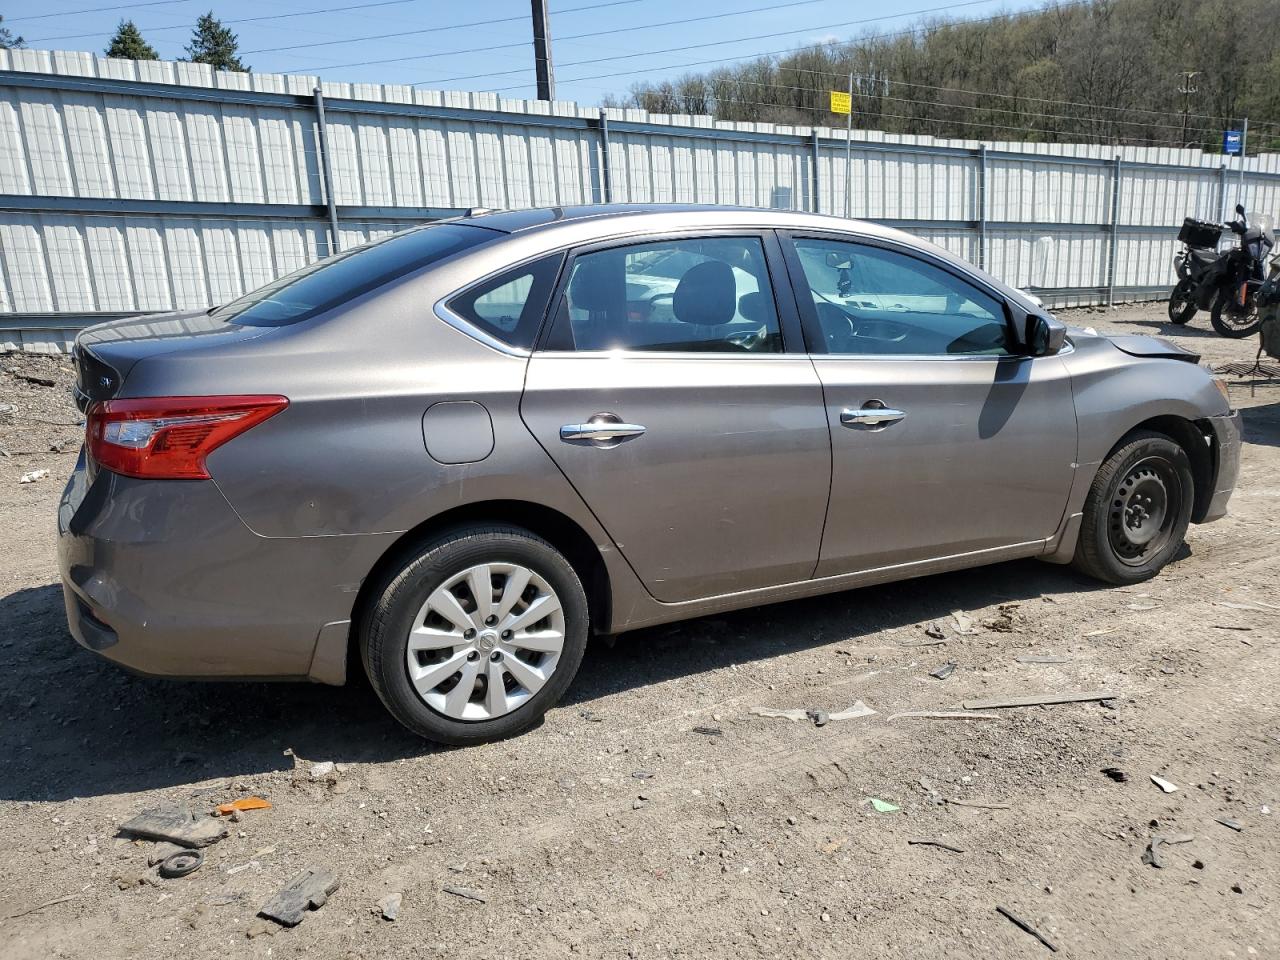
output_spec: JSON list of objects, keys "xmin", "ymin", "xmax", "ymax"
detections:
[{"xmin": 607, "ymin": 0, "xmax": 1280, "ymax": 151}]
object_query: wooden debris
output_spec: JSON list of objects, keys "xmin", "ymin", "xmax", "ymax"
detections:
[
  {"xmin": 996, "ymin": 905, "xmax": 1058, "ymax": 952},
  {"xmin": 899, "ymin": 639, "xmax": 947, "ymax": 648},
  {"xmin": 946, "ymin": 798, "xmax": 1011, "ymax": 810},
  {"xmin": 1215, "ymin": 817, "xmax": 1243, "ymax": 831},
  {"xmin": 961, "ymin": 690, "xmax": 1117, "ymax": 710},
  {"xmin": 442, "ymin": 886, "xmax": 487, "ymax": 903},
  {"xmin": 888, "ymin": 711, "xmax": 1002, "ymax": 721},
  {"xmin": 908, "ymin": 838, "xmax": 966, "ymax": 854},
  {"xmin": 1015, "ymin": 655, "xmax": 1072, "ymax": 664},
  {"xmin": 1083, "ymin": 628, "xmax": 1117, "ymax": 637},
  {"xmin": 118, "ymin": 806, "xmax": 228, "ymax": 848},
  {"xmin": 749, "ymin": 706, "xmax": 807, "ymax": 722},
  {"xmin": 259, "ymin": 868, "xmax": 340, "ymax": 927},
  {"xmin": 2, "ymin": 893, "xmax": 80, "ymax": 922}
]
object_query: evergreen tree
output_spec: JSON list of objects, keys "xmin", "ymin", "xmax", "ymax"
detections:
[
  {"xmin": 105, "ymin": 20, "xmax": 158, "ymax": 61},
  {"xmin": 0, "ymin": 14, "xmax": 25, "ymax": 49},
  {"xmin": 184, "ymin": 12, "xmax": 248, "ymax": 72}
]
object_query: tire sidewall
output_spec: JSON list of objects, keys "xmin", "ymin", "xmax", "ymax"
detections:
[
  {"xmin": 1087, "ymin": 437, "xmax": 1194, "ymax": 583},
  {"xmin": 1168, "ymin": 280, "xmax": 1195, "ymax": 324},
  {"xmin": 365, "ymin": 529, "xmax": 589, "ymax": 744},
  {"xmin": 1211, "ymin": 290, "xmax": 1263, "ymax": 338}
]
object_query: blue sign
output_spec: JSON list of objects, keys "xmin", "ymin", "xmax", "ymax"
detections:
[{"xmin": 1224, "ymin": 129, "xmax": 1243, "ymax": 155}]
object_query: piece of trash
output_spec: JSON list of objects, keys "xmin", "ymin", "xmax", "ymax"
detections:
[
  {"xmin": 1083, "ymin": 627, "xmax": 1117, "ymax": 637},
  {"xmin": 1214, "ymin": 600, "xmax": 1280, "ymax": 613},
  {"xmin": 159, "ymin": 849, "xmax": 204, "ymax": 879},
  {"xmin": 309, "ymin": 761, "xmax": 336, "ymax": 780},
  {"xmin": 259, "ymin": 867, "xmax": 339, "ymax": 927},
  {"xmin": 18, "ymin": 469, "xmax": 49, "ymax": 484},
  {"xmin": 899, "ymin": 638, "xmax": 947, "ymax": 648},
  {"xmin": 2, "ymin": 893, "xmax": 80, "ymax": 923},
  {"xmin": 1141, "ymin": 837, "xmax": 1166, "ymax": 868},
  {"xmin": 580, "ymin": 711, "xmax": 604, "ymax": 723},
  {"xmin": 1209, "ymin": 624, "xmax": 1253, "ymax": 631},
  {"xmin": 924, "ymin": 622, "xmax": 947, "ymax": 639},
  {"xmin": 1215, "ymin": 817, "xmax": 1243, "ymax": 832},
  {"xmin": 1127, "ymin": 603, "xmax": 1160, "ymax": 611},
  {"xmin": 888, "ymin": 711, "xmax": 1002, "ymax": 721},
  {"xmin": 946, "ymin": 798, "xmax": 1010, "ymax": 810},
  {"xmin": 828, "ymin": 700, "xmax": 876, "ymax": 721},
  {"xmin": 806, "ymin": 709, "xmax": 829, "ymax": 727},
  {"xmin": 961, "ymin": 690, "xmax": 1117, "ymax": 710},
  {"xmin": 950, "ymin": 610, "xmax": 977, "ymax": 634},
  {"xmin": 215, "ymin": 796, "xmax": 272, "ymax": 816},
  {"xmin": 442, "ymin": 885, "xmax": 486, "ymax": 903},
  {"xmin": 822, "ymin": 836, "xmax": 848, "ymax": 854},
  {"xmin": 867, "ymin": 797, "xmax": 900, "ymax": 814},
  {"xmin": 929, "ymin": 662, "xmax": 956, "ymax": 680},
  {"xmin": 119, "ymin": 806, "xmax": 228, "ymax": 848},
  {"xmin": 226, "ymin": 860, "xmax": 261, "ymax": 876},
  {"xmin": 631, "ymin": 770, "xmax": 654, "ymax": 780},
  {"xmin": 1150, "ymin": 775, "xmax": 1179, "ymax": 793},
  {"xmin": 691, "ymin": 726, "xmax": 723, "ymax": 736},
  {"xmin": 749, "ymin": 706, "xmax": 808, "ymax": 722},
  {"xmin": 147, "ymin": 841, "xmax": 186, "ymax": 866},
  {"xmin": 907, "ymin": 838, "xmax": 965, "ymax": 854},
  {"xmin": 996, "ymin": 905, "xmax": 1058, "ymax": 952},
  {"xmin": 1016, "ymin": 655, "xmax": 1072, "ymax": 664},
  {"xmin": 378, "ymin": 892, "xmax": 401, "ymax": 921},
  {"xmin": 1100, "ymin": 768, "xmax": 1129, "ymax": 783}
]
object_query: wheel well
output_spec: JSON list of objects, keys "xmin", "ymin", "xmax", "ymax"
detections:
[
  {"xmin": 346, "ymin": 501, "xmax": 612, "ymax": 679},
  {"xmin": 1119, "ymin": 415, "xmax": 1216, "ymax": 521}
]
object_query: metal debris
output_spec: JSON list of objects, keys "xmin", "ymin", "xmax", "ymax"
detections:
[
  {"xmin": 442, "ymin": 886, "xmax": 487, "ymax": 904},
  {"xmin": 908, "ymin": 838, "xmax": 965, "ymax": 853},
  {"xmin": 962, "ymin": 690, "xmax": 1118, "ymax": 710},
  {"xmin": 259, "ymin": 867, "xmax": 340, "ymax": 927},
  {"xmin": 1215, "ymin": 817, "xmax": 1243, "ymax": 832},
  {"xmin": 929, "ymin": 662, "xmax": 956, "ymax": 680},
  {"xmin": 1100, "ymin": 768, "xmax": 1129, "ymax": 783},
  {"xmin": 996, "ymin": 905, "xmax": 1058, "ymax": 952},
  {"xmin": 1016, "ymin": 655, "xmax": 1073, "ymax": 664},
  {"xmin": 827, "ymin": 700, "xmax": 876, "ymax": 721},
  {"xmin": 118, "ymin": 806, "xmax": 228, "ymax": 848}
]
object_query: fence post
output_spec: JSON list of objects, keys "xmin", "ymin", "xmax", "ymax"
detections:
[
  {"xmin": 811, "ymin": 129, "xmax": 821, "ymax": 214},
  {"xmin": 1218, "ymin": 163, "xmax": 1228, "ymax": 224},
  {"xmin": 977, "ymin": 143, "xmax": 988, "ymax": 271},
  {"xmin": 312, "ymin": 85, "xmax": 341, "ymax": 256},
  {"xmin": 1106, "ymin": 155, "xmax": 1122, "ymax": 306},
  {"xmin": 597, "ymin": 108, "xmax": 613, "ymax": 203}
]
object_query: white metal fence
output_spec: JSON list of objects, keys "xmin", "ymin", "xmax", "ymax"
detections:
[{"xmin": 3, "ymin": 47, "xmax": 1280, "ymax": 351}]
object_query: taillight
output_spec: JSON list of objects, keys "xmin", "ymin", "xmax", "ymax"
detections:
[{"xmin": 86, "ymin": 395, "xmax": 288, "ymax": 480}]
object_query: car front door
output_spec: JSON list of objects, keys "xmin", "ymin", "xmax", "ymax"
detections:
[
  {"xmin": 520, "ymin": 232, "xmax": 831, "ymax": 603},
  {"xmin": 781, "ymin": 232, "xmax": 1078, "ymax": 577}
]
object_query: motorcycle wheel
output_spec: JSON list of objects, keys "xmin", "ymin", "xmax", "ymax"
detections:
[
  {"xmin": 1210, "ymin": 289, "xmax": 1264, "ymax": 338},
  {"xmin": 1167, "ymin": 279, "xmax": 1196, "ymax": 325}
]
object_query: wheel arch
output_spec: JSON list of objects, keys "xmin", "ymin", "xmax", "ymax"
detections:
[
  {"xmin": 1106, "ymin": 414, "xmax": 1216, "ymax": 522},
  {"xmin": 346, "ymin": 501, "xmax": 613, "ymax": 673}
]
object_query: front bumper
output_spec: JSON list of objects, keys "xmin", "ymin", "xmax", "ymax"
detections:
[
  {"xmin": 1201, "ymin": 410, "xmax": 1242, "ymax": 523},
  {"xmin": 57, "ymin": 453, "xmax": 391, "ymax": 682}
]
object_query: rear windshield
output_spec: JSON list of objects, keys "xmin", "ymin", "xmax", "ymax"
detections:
[{"xmin": 212, "ymin": 223, "xmax": 494, "ymax": 327}]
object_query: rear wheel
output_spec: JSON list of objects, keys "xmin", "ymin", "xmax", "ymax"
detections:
[
  {"xmin": 1167, "ymin": 279, "xmax": 1196, "ymax": 324},
  {"xmin": 1072, "ymin": 431, "xmax": 1194, "ymax": 585},
  {"xmin": 1210, "ymin": 288, "xmax": 1264, "ymax": 338},
  {"xmin": 362, "ymin": 525, "xmax": 589, "ymax": 744}
]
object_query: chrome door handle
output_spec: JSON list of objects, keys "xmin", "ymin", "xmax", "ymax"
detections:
[
  {"xmin": 840, "ymin": 405, "xmax": 907, "ymax": 427},
  {"xmin": 560, "ymin": 415, "xmax": 646, "ymax": 444}
]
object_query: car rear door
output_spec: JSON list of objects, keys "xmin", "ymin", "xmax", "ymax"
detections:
[
  {"xmin": 781, "ymin": 232, "xmax": 1077, "ymax": 577},
  {"xmin": 520, "ymin": 231, "xmax": 831, "ymax": 603}
]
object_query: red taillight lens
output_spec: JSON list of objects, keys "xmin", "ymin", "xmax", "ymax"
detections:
[{"xmin": 86, "ymin": 395, "xmax": 288, "ymax": 480}]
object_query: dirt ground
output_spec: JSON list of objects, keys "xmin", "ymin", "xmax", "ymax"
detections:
[{"xmin": 0, "ymin": 304, "xmax": 1276, "ymax": 960}]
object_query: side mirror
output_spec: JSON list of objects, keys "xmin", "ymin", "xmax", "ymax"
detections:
[
  {"xmin": 1236, "ymin": 203, "xmax": 1246, "ymax": 216},
  {"xmin": 824, "ymin": 251, "xmax": 852, "ymax": 269},
  {"xmin": 1026, "ymin": 314, "xmax": 1067, "ymax": 356}
]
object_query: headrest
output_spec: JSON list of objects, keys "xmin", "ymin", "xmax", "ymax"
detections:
[
  {"xmin": 737, "ymin": 291, "xmax": 770, "ymax": 324},
  {"xmin": 673, "ymin": 260, "xmax": 737, "ymax": 326},
  {"xmin": 569, "ymin": 256, "xmax": 619, "ymax": 313}
]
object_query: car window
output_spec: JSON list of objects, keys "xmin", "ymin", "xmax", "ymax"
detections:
[
  {"xmin": 212, "ymin": 224, "xmax": 493, "ymax": 328},
  {"xmin": 790, "ymin": 238, "xmax": 1010, "ymax": 356},
  {"xmin": 544, "ymin": 236, "xmax": 783, "ymax": 353},
  {"xmin": 446, "ymin": 254, "xmax": 563, "ymax": 350}
]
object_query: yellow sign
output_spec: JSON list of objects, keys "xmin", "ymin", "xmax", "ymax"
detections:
[{"xmin": 829, "ymin": 90, "xmax": 851, "ymax": 115}]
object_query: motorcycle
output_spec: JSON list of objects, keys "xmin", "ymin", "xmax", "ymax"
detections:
[
  {"xmin": 1211, "ymin": 204, "xmax": 1275, "ymax": 338},
  {"xmin": 1168, "ymin": 205, "xmax": 1275, "ymax": 337}
]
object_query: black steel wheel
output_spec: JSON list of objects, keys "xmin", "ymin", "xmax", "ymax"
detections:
[{"xmin": 1167, "ymin": 279, "xmax": 1196, "ymax": 325}]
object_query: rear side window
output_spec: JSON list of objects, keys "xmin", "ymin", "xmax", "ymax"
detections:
[
  {"xmin": 446, "ymin": 254, "xmax": 563, "ymax": 349},
  {"xmin": 213, "ymin": 224, "xmax": 493, "ymax": 327}
]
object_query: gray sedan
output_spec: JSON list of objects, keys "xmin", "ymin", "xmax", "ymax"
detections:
[{"xmin": 59, "ymin": 205, "xmax": 1240, "ymax": 744}]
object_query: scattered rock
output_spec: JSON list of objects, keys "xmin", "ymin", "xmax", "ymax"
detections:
[
  {"xmin": 309, "ymin": 761, "xmax": 336, "ymax": 781},
  {"xmin": 1150, "ymin": 775, "xmax": 1180, "ymax": 794},
  {"xmin": 378, "ymin": 892, "xmax": 402, "ymax": 921},
  {"xmin": 246, "ymin": 918, "xmax": 278, "ymax": 939},
  {"xmin": 631, "ymin": 770, "xmax": 654, "ymax": 780},
  {"xmin": 1101, "ymin": 768, "xmax": 1129, "ymax": 783},
  {"xmin": 924, "ymin": 622, "xmax": 947, "ymax": 640},
  {"xmin": 929, "ymin": 662, "xmax": 956, "ymax": 680},
  {"xmin": 1215, "ymin": 817, "xmax": 1243, "ymax": 832},
  {"xmin": 258, "ymin": 867, "xmax": 340, "ymax": 927},
  {"xmin": 806, "ymin": 708, "xmax": 829, "ymax": 727},
  {"xmin": 18, "ymin": 469, "xmax": 49, "ymax": 484}
]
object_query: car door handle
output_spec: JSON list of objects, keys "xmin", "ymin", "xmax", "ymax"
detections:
[
  {"xmin": 840, "ymin": 406, "xmax": 907, "ymax": 427},
  {"xmin": 560, "ymin": 416, "xmax": 647, "ymax": 443}
]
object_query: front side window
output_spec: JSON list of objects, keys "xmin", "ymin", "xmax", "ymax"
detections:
[
  {"xmin": 545, "ymin": 236, "xmax": 783, "ymax": 353},
  {"xmin": 446, "ymin": 254, "xmax": 563, "ymax": 349},
  {"xmin": 790, "ymin": 237, "xmax": 1010, "ymax": 356},
  {"xmin": 213, "ymin": 224, "xmax": 493, "ymax": 327}
]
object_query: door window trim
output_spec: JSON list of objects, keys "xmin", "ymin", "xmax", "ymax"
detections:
[
  {"xmin": 434, "ymin": 251, "xmax": 568, "ymax": 357},
  {"xmin": 533, "ymin": 228, "xmax": 806, "ymax": 357},
  {"xmin": 778, "ymin": 229, "xmax": 1019, "ymax": 359}
]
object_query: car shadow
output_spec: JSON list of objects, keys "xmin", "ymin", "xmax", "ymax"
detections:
[
  {"xmin": 0, "ymin": 558, "xmax": 1112, "ymax": 802},
  {"xmin": 1239, "ymin": 399, "xmax": 1280, "ymax": 448},
  {"xmin": 1118, "ymin": 318, "xmax": 1221, "ymax": 339}
]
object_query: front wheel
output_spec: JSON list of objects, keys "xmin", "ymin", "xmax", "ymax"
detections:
[
  {"xmin": 1072, "ymin": 431, "xmax": 1194, "ymax": 585},
  {"xmin": 361, "ymin": 525, "xmax": 589, "ymax": 745},
  {"xmin": 1210, "ymin": 288, "xmax": 1264, "ymax": 338},
  {"xmin": 1167, "ymin": 279, "xmax": 1196, "ymax": 324}
]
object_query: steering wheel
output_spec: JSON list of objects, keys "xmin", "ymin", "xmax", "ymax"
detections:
[
  {"xmin": 724, "ymin": 326, "xmax": 766, "ymax": 350},
  {"xmin": 815, "ymin": 300, "xmax": 857, "ymax": 349}
]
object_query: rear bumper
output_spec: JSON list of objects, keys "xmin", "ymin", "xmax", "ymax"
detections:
[
  {"xmin": 57, "ymin": 454, "xmax": 391, "ymax": 682},
  {"xmin": 1200, "ymin": 410, "xmax": 1242, "ymax": 523}
]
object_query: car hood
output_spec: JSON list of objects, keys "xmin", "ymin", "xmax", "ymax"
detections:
[{"xmin": 1102, "ymin": 334, "xmax": 1201, "ymax": 363}]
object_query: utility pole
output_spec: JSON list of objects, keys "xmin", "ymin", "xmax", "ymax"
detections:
[
  {"xmin": 1239, "ymin": 116, "xmax": 1249, "ymax": 209},
  {"xmin": 531, "ymin": 0, "xmax": 555, "ymax": 101},
  {"xmin": 1177, "ymin": 71, "xmax": 1198, "ymax": 148},
  {"xmin": 844, "ymin": 71, "xmax": 853, "ymax": 218}
]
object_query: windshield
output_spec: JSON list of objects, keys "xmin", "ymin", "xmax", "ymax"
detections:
[{"xmin": 211, "ymin": 223, "xmax": 494, "ymax": 327}]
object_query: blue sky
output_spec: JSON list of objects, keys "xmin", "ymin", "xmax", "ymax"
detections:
[{"xmin": 3, "ymin": 0, "xmax": 1047, "ymax": 104}]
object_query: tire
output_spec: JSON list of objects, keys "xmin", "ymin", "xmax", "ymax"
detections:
[
  {"xmin": 1210, "ymin": 289, "xmax": 1264, "ymax": 338},
  {"xmin": 361, "ymin": 524, "xmax": 589, "ymax": 745},
  {"xmin": 1167, "ymin": 279, "xmax": 1196, "ymax": 324},
  {"xmin": 1072, "ymin": 431, "xmax": 1194, "ymax": 585}
]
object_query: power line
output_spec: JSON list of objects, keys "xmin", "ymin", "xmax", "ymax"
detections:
[{"xmin": 5, "ymin": 0, "xmax": 195, "ymax": 23}]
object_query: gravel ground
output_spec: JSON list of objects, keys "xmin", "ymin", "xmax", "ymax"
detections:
[{"xmin": 0, "ymin": 304, "xmax": 1277, "ymax": 960}]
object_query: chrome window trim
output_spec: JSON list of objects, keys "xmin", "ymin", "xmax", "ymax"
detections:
[{"xmin": 432, "ymin": 300, "xmax": 533, "ymax": 358}]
